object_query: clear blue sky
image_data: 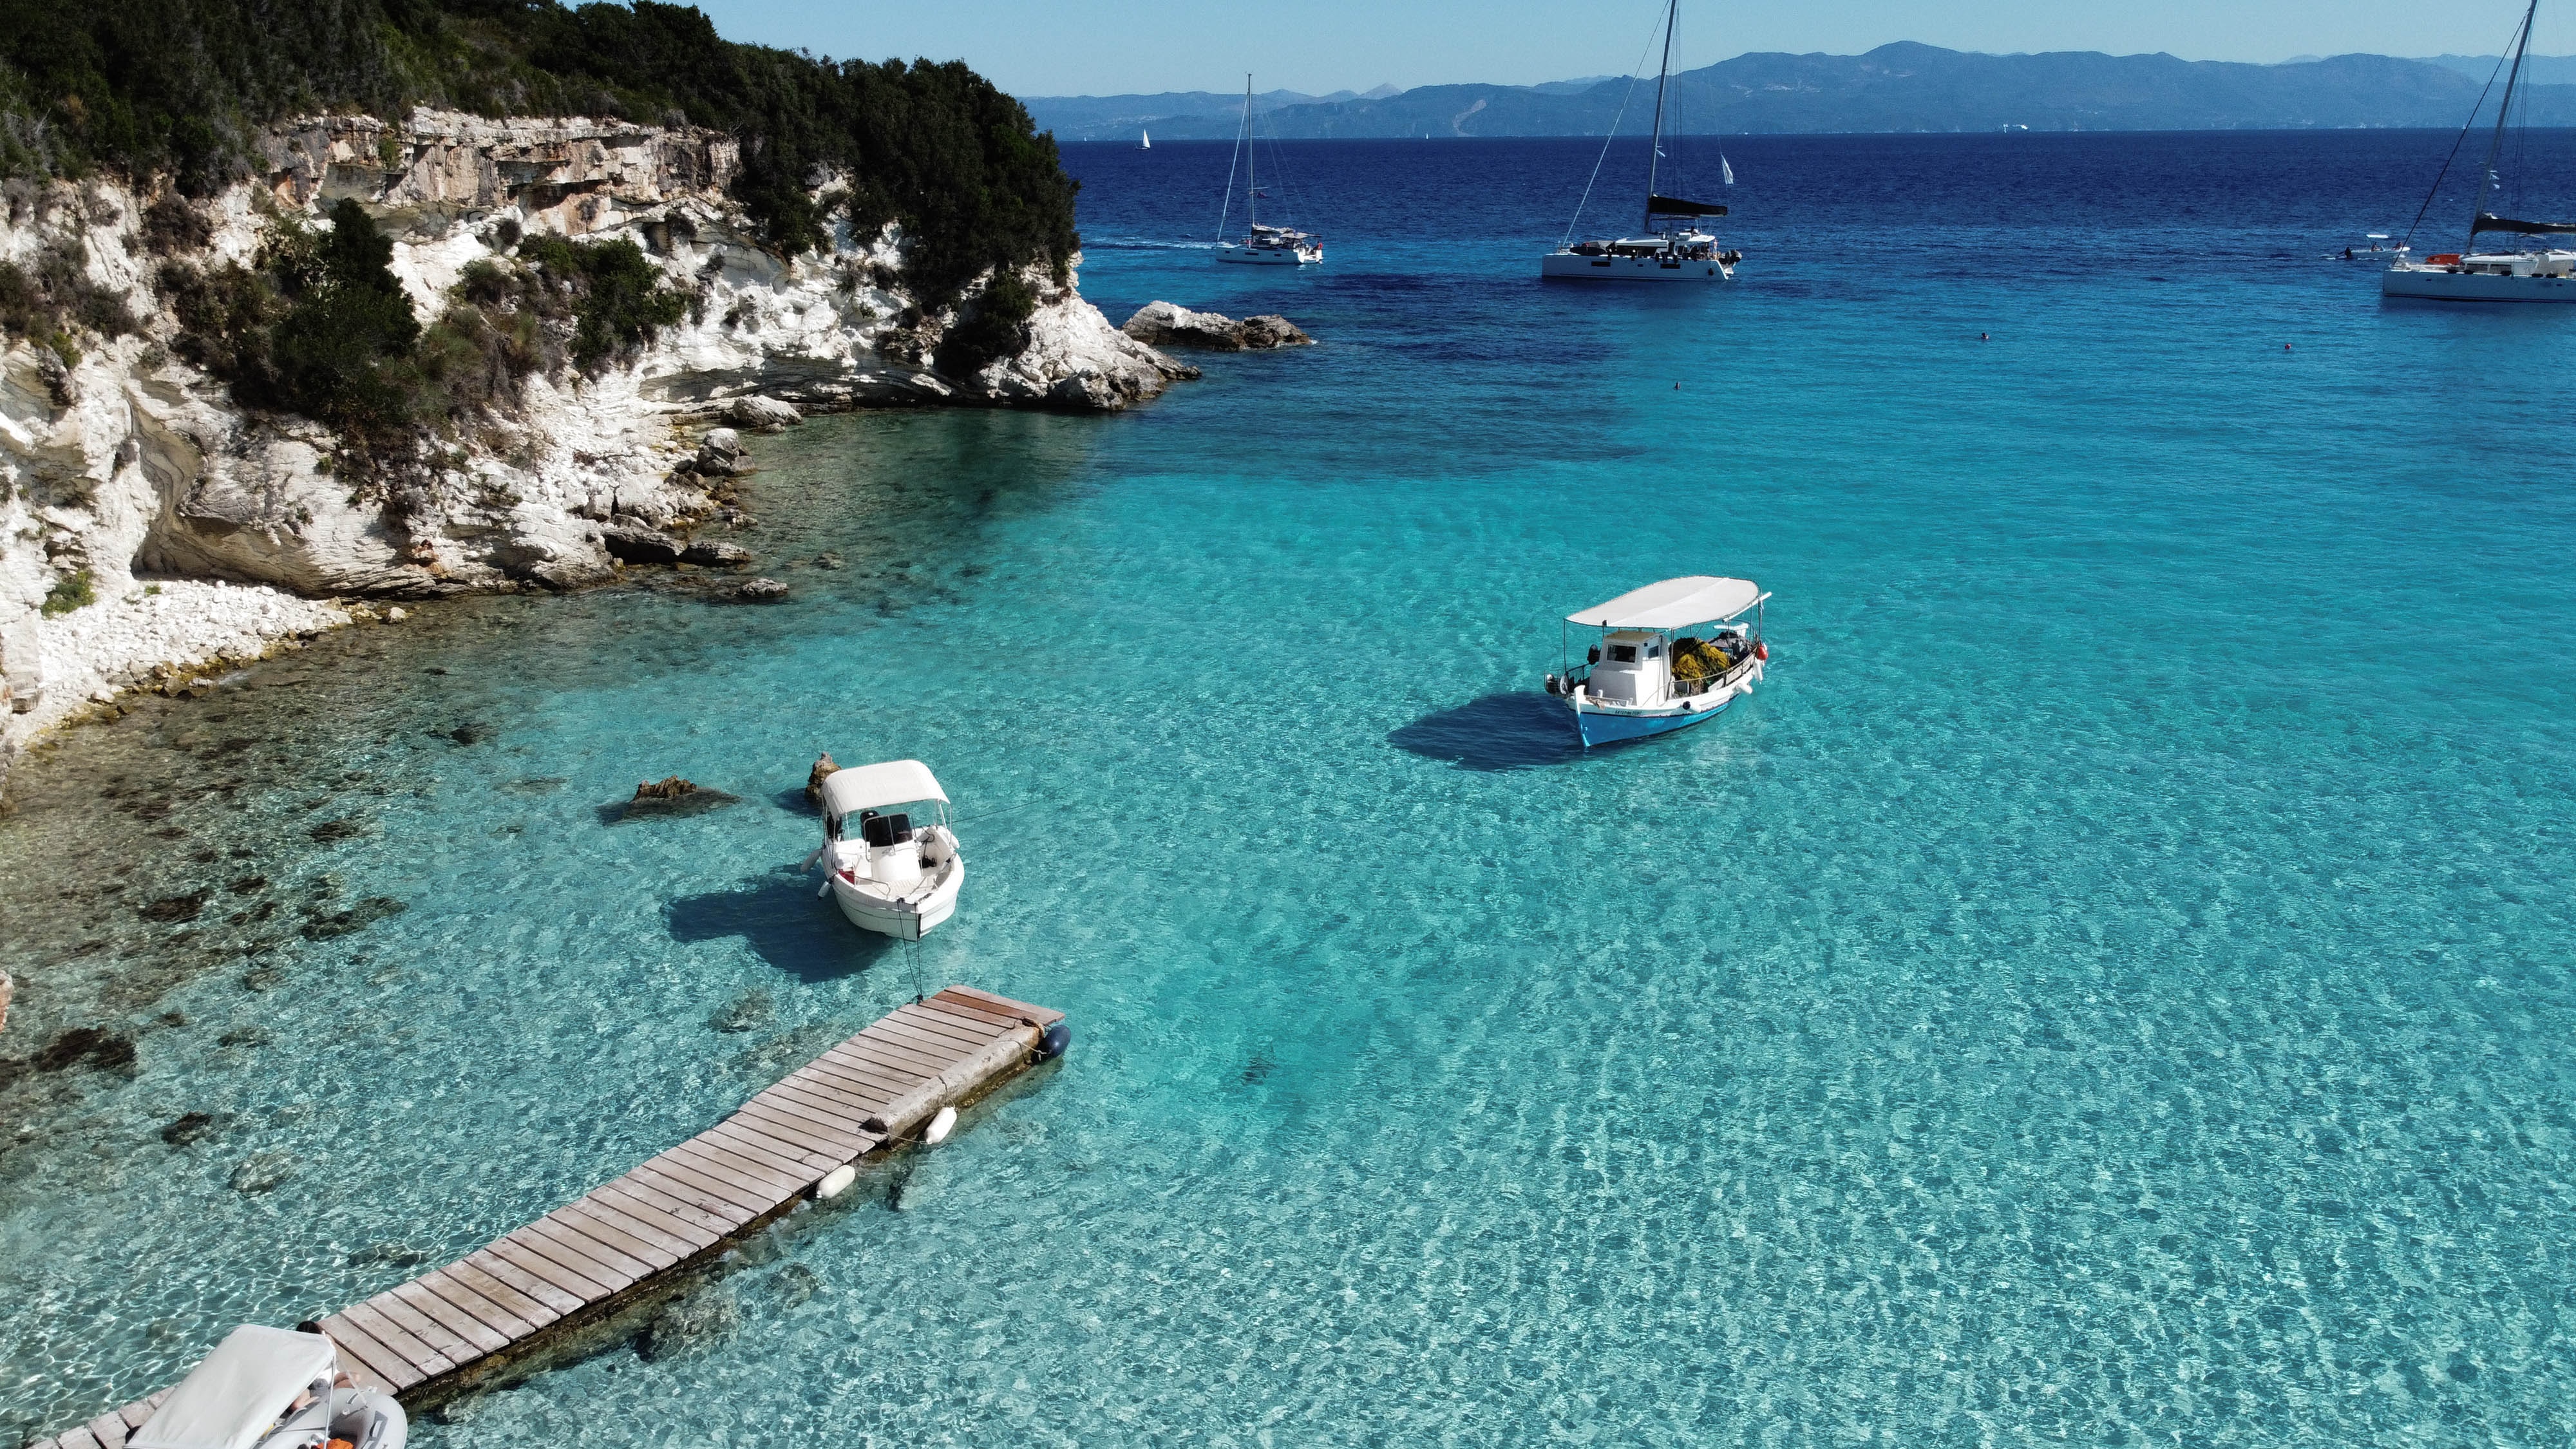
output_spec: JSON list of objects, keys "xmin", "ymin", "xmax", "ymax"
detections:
[{"xmin": 684, "ymin": 0, "xmax": 2557, "ymax": 97}]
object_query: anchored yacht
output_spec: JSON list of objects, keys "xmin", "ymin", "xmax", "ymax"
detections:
[
  {"xmin": 1217, "ymin": 75, "xmax": 1321, "ymax": 265},
  {"xmin": 2383, "ymin": 0, "xmax": 2576, "ymax": 301},
  {"xmin": 1541, "ymin": 0, "xmax": 1739, "ymax": 282}
]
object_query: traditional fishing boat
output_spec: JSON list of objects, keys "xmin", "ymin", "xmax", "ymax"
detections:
[
  {"xmin": 130, "ymin": 1325, "xmax": 406, "ymax": 1449},
  {"xmin": 813, "ymin": 759, "xmax": 963, "ymax": 941},
  {"xmin": 2383, "ymin": 0, "xmax": 2576, "ymax": 301},
  {"xmin": 1215, "ymin": 75, "xmax": 1321, "ymax": 265},
  {"xmin": 1541, "ymin": 0, "xmax": 1741, "ymax": 281},
  {"xmin": 1544, "ymin": 576, "xmax": 1770, "ymax": 748}
]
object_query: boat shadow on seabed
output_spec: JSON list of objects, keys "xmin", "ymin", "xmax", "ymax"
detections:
[
  {"xmin": 666, "ymin": 866, "xmax": 899, "ymax": 980},
  {"xmin": 1388, "ymin": 692, "xmax": 1586, "ymax": 772}
]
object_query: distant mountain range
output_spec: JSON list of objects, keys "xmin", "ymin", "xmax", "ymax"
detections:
[{"xmin": 1021, "ymin": 44, "xmax": 2576, "ymax": 140}]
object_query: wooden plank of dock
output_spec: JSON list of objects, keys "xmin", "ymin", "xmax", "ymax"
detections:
[{"xmin": 30, "ymin": 985, "xmax": 1064, "ymax": 1448}]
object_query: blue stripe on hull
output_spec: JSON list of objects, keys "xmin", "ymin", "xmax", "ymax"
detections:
[{"xmin": 1571, "ymin": 695, "xmax": 1734, "ymax": 748}]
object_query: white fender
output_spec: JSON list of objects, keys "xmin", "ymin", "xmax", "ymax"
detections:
[
  {"xmin": 815, "ymin": 1164, "xmax": 857, "ymax": 1200},
  {"xmin": 923, "ymin": 1105, "xmax": 958, "ymax": 1146}
]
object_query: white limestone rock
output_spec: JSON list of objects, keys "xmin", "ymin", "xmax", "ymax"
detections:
[{"xmin": 0, "ymin": 108, "xmax": 1194, "ymax": 792}]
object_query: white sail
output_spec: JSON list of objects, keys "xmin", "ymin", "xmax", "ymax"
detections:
[
  {"xmin": 1141, "ymin": 129, "xmax": 1150, "ymax": 149},
  {"xmin": 1721, "ymin": 153, "xmax": 1734, "ymax": 185}
]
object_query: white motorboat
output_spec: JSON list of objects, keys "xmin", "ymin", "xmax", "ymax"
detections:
[
  {"xmin": 2383, "ymin": 0, "xmax": 2576, "ymax": 302},
  {"xmin": 1541, "ymin": 0, "xmax": 1740, "ymax": 282},
  {"xmin": 1215, "ymin": 75, "xmax": 1321, "ymax": 265},
  {"xmin": 131, "ymin": 1324, "xmax": 406, "ymax": 1449},
  {"xmin": 1544, "ymin": 576, "xmax": 1770, "ymax": 748},
  {"xmin": 815, "ymin": 759, "xmax": 963, "ymax": 942}
]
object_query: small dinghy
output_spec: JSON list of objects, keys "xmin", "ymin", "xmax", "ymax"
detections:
[
  {"xmin": 1544, "ymin": 576, "xmax": 1770, "ymax": 748},
  {"xmin": 131, "ymin": 1324, "xmax": 405, "ymax": 1449},
  {"xmin": 814, "ymin": 759, "xmax": 963, "ymax": 940}
]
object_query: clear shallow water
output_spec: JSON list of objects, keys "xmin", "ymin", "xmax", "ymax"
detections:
[{"xmin": 5, "ymin": 132, "xmax": 2576, "ymax": 1445}]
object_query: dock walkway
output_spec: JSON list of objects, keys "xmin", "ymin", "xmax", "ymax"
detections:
[{"xmin": 33, "ymin": 984, "xmax": 1065, "ymax": 1449}]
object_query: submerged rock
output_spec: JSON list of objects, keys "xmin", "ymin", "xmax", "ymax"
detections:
[
  {"xmin": 708, "ymin": 989, "xmax": 774, "ymax": 1034},
  {"xmin": 301, "ymin": 896, "xmax": 408, "ymax": 940},
  {"xmin": 1122, "ymin": 301, "xmax": 1314, "ymax": 351},
  {"xmin": 766, "ymin": 1262, "xmax": 822, "ymax": 1308},
  {"xmin": 229, "ymin": 1149, "xmax": 297, "ymax": 1195},
  {"xmin": 35, "ymin": 1027, "xmax": 137, "ymax": 1074},
  {"xmin": 140, "ymin": 891, "xmax": 209, "ymax": 923},
  {"xmin": 161, "ymin": 1111, "xmax": 218, "ymax": 1147},
  {"xmin": 638, "ymin": 1285, "xmax": 743, "ymax": 1361},
  {"xmin": 731, "ymin": 577, "xmax": 789, "ymax": 603}
]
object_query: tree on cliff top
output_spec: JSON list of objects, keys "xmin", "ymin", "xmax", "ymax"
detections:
[{"xmin": 0, "ymin": 0, "xmax": 1077, "ymax": 305}]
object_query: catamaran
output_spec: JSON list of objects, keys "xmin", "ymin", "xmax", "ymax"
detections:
[
  {"xmin": 1544, "ymin": 576, "xmax": 1770, "ymax": 748},
  {"xmin": 1541, "ymin": 0, "xmax": 1740, "ymax": 281},
  {"xmin": 1216, "ymin": 75, "xmax": 1321, "ymax": 265},
  {"xmin": 2383, "ymin": 0, "xmax": 2576, "ymax": 301}
]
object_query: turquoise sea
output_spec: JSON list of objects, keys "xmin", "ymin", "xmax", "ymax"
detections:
[{"xmin": 5, "ymin": 132, "xmax": 2576, "ymax": 1445}]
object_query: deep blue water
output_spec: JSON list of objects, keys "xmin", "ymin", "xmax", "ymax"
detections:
[{"xmin": 4, "ymin": 132, "xmax": 2575, "ymax": 1446}]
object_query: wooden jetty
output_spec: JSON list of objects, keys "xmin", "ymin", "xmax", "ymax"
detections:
[{"xmin": 30, "ymin": 985, "xmax": 1065, "ymax": 1449}]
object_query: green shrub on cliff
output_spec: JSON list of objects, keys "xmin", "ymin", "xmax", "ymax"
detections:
[
  {"xmin": 518, "ymin": 233, "xmax": 692, "ymax": 372},
  {"xmin": 0, "ymin": 0, "xmax": 1078, "ymax": 304}
]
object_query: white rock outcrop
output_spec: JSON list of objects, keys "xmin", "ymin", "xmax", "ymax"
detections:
[
  {"xmin": 1122, "ymin": 301, "xmax": 1314, "ymax": 352},
  {"xmin": 0, "ymin": 108, "xmax": 1196, "ymax": 790}
]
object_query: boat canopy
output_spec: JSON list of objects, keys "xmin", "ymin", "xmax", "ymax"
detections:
[
  {"xmin": 131, "ymin": 1325, "xmax": 335, "ymax": 1449},
  {"xmin": 821, "ymin": 760, "xmax": 949, "ymax": 817},
  {"xmin": 1567, "ymin": 576, "xmax": 1763, "ymax": 630}
]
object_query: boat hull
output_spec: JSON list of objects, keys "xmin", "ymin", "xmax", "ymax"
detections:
[
  {"xmin": 1217, "ymin": 245, "xmax": 1319, "ymax": 265},
  {"xmin": 1569, "ymin": 690, "xmax": 1736, "ymax": 747},
  {"xmin": 2382, "ymin": 267, "xmax": 2576, "ymax": 301},
  {"xmin": 829, "ymin": 859, "xmax": 963, "ymax": 942},
  {"xmin": 1542, "ymin": 252, "xmax": 1731, "ymax": 281}
]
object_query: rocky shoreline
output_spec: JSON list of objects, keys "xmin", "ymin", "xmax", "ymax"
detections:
[{"xmin": 1, "ymin": 109, "xmax": 1198, "ymax": 795}]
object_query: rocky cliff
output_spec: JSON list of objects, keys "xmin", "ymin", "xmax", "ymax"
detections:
[{"xmin": 0, "ymin": 109, "xmax": 1191, "ymax": 790}]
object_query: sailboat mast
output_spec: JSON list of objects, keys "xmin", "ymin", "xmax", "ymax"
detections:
[
  {"xmin": 1244, "ymin": 75, "xmax": 1256, "ymax": 234},
  {"xmin": 1643, "ymin": 0, "xmax": 1678, "ymax": 231},
  {"xmin": 2472, "ymin": 0, "xmax": 2539, "ymax": 244}
]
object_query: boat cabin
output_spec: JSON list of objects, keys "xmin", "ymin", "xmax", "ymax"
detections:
[
  {"xmin": 1547, "ymin": 576, "xmax": 1768, "ymax": 708},
  {"xmin": 820, "ymin": 759, "xmax": 955, "ymax": 892}
]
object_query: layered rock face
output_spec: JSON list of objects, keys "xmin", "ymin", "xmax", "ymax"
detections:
[{"xmin": 0, "ymin": 109, "xmax": 1193, "ymax": 787}]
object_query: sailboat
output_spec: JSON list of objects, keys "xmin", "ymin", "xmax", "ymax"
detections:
[
  {"xmin": 1540, "ymin": 0, "xmax": 1741, "ymax": 281},
  {"xmin": 1140, "ymin": 129, "xmax": 1151, "ymax": 150},
  {"xmin": 2383, "ymin": 0, "xmax": 2576, "ymax": 301},
  {"xmin": 1216, "ymin": 75, "xmax": 1321, "ymax": 265}
]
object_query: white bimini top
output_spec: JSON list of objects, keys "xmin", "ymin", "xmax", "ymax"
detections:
[
  {"xmin": 820, "ymin": 760, "xmax": 949, "ymax": 819},
  {"xmin": 131, "ymin": 1325, "xmax": 336, "ymax": 1449},
  {"xmin": 1567, "ymin": 576, "xmax": 1763, "ymax": 630}
]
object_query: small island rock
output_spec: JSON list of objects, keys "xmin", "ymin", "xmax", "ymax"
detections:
[
  {"xmin": 805, "ymin": 752, "xmax": 839, "ymax": 804},
  {"xmin": 1122, "ymin": 301, "xmax": 1314, "ymax": 351},
  {"xmin": 733, "ymin": 577, "xmax": 790, "ymax": 603}
]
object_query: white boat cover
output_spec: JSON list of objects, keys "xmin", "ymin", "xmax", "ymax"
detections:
[
  {"xmin": 131, "ymin": 1325, "xmax": 334, "ymax": 1449},
  {"xmin": 1567, "ymin": 576, "xmax": 1762, "ymax": 630},
  {"xmin": 820, "ymin": 759, "xmax": 949, "ymax": 817}
]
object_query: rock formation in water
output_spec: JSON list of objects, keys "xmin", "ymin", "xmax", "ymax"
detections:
[
  {"xmin": 1122, "ymin": 301, "xmax": 1314, "ymax": 351},
  {"xmin": 0, "ymin": 110, "xmax": 1197, "ymax": 790}
]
